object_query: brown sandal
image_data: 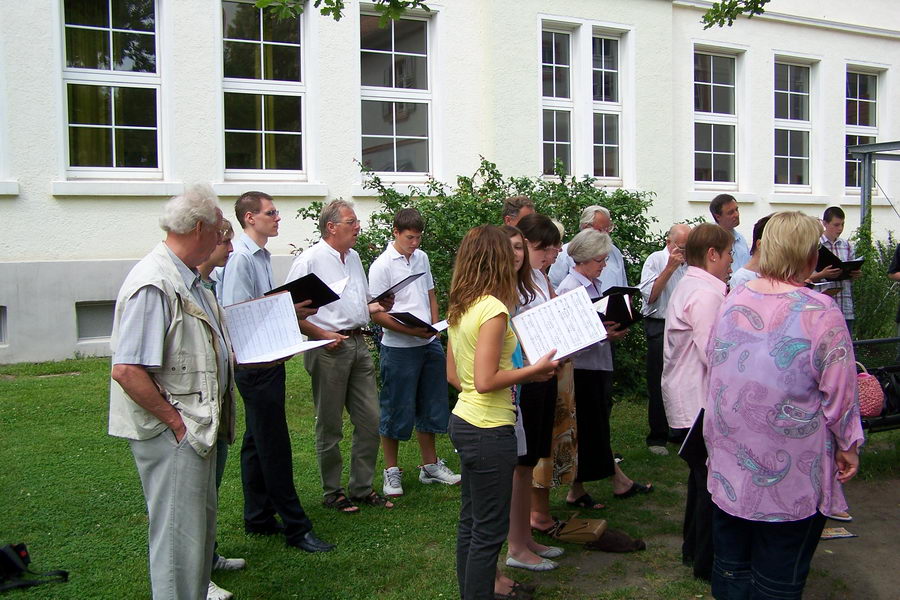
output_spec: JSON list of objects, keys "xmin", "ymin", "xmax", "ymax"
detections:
[
  {"xmin": 351, "ymin": 491, "xmax": 394, "ymax": 509},
  {"xmin": 322, "ymin": 494, "xmax": 359, "ymax": 514}
]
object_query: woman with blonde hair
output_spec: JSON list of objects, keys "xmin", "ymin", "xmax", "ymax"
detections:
[
  {"xmin": 704, "ymin": 211, "xmax": 863, "ymax": 599},
  {"xmin": 446, "ymin": 225, "xmax": 558, "ymax": 600}
]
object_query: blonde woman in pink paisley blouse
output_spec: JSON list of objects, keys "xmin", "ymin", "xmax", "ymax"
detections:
[{"xmin": 703, "ymin": 211, "xmax": 863, "ymax": 600}]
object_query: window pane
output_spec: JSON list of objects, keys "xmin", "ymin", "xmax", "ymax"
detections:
[
  {"xmin": 361, "ymin": 100, "xmax": 393, "ymax": 135},
  {"xmin": 66, "ymin": 28, "xmax": 110, "ymax": 69},
  {"xmin": 222, "ymin": 1, "xmax": 260, "ymax": 41},
  {"xmin": 264, "ymin": 95, "xmax": 301, "ymax": 132},
  {"xmin": 360, "ymin": 15, "xmax": 391, "ymax": 51},
  {"xmin": 69, "ymin": 127, "xmax": 112, "ymax": 166},
  {"xmin": 264, "ymin": 44, "xmax": 301, "ymax": 81},
  {"xmin": 591, "ymin": 38, "xmax": 604, "ymax": 69},
  {"xmin": 396, "ymin": 138, "xmax": 428, "ymax": 172},
  {"xmin": 362, "ymin": 136, "xmax": 395, "ymax": 171},
  {"xmin": 554, "ymin": 66, "xmax": 570, "ymax": 98},
  {"xmin": 604, "ymin": 114, "xmax": 618, "ymax": 145},
  {"xmin": 593, "ymin": 113, "xmax": 604, "ymax": 144},
  {"xmin": 790, "ymin": 66, "xmax": 809, "ymax": 93},
  {"xmin": 789, "ymin": 93, "xmax": 808, "ymax": 121},
  {"xmin": 395, "ymin": 103, "xmax": 427, "ymax": 137},
  {"xmin": 694, "ymin": 83, "xmax": 711, "ymax": 112},
  {"xmin": 604, "ymin": 147, "xmax": 618, "ymax": 177},
  {"xmin": 602, "ymin": 72, "xmax": 617, "ymax": 103},
  {"xmin": 543, "ymin": 144, "xmax": 555, "ymax": 175},
  {"xmin": 713, "ymin": 154, "xmax": 733, "ymax": 182},
  {"xmin": 225, "ymin": 132, "xmax": 261, "ymax": 168},
  {"xmin": 553, "ymin": 33, "xmax": 569, "ymax": 65},
  {"xmin": 555, "ymin": 144, "xmax": 570, "ymax": 174},
  {"xmin": 603, "ymin": 39, "xmax": 618, "ymax": 70},
  {"xmin": 395, "ymin": 55, "xmax": 427, "ymax": 89},
  {"xmin": 224, "ymin": 93, "xmax": 261, "ymax": 130},
  {"xmin": 361, "ymin": 52, "xmax": 393, "ymax": 86},
  {"xmin": 68, "ymin": 84, "xmax": 111, "ymax": 125},
  {"xmin": 845, "ymin": 100, "xmax": 858, "ymax": 126},
  {"xmin": 265, "ymin": 133, "xmax": 302, "ymax": 169},
  {"xmin": 774, "ymin": 157, "xmax": 789, "ymax": 183},
  {"xmin": 65, "ymin": 0, "xmax": 108, "ymax": 27},
  {"xmin": 788, "ymin": 159, "xmax": 807, "ymax": 184},
  {"xmin": 790, "ymin": 130, "xmax": 809, "ymax": 157},
  {"xmin": 858, "ymin": 100, "xmax": 874, "ymax": 127},
  {"xmin": 857, "ymin": 74, "xmax": 875, "ymax": 100},
  {"xmin": 694, "ymin": 123, "xmax": 711, "ymax": 152},
  {"xmin": 223, "ymin": 41, "xmax": 261, "ymax": 79},
  {"xmin": 541, "ymin": 31, "xmax": 553, "ymax": 64},
  {"xmin": 774, "ymin": 92, "xmax": 789, "ymax": 119},
  {"xmin": 694, "ymin": 152, "xmax": 711, "ymax": 181},
  {"xmin": 593, "ymin": 146, "xmax": 605, "ymax": 177},
  {"xmin": 694, "ymin": 53, "xmax": 711, "ymax": 83},
  {"xmin": 712, "ymin": 85, "xmax": 734, "ymax": 114},
  {"xmin": 542, "ymin": 65, "xmax": 554, "ymax": 97},
  {"xmin": 114, "ymin": 87, "xmax": 156, "ymax": 126},
  {"xmin": 542, "ymin": 110, "xmax": 553, "ymax": 141},
  {"xmin": 713, "ymin": 124, "xmax": 733, "ymax": 153},
  {"xmin": 592, "ymin": 71, "xmax": 602, "ymax": 102},
  {"xmin": 774, "ymin": 63, "xmax": 788, "ymax": 91},
  {"xmin": 846, "ymin": 72, "xmax": 858, "ymax": 98},
  {"xmin": 845, "ymin": 160, "xmax": 858, "ymax": 188},
  {"xmin": 712, "ymin": 56, "xmax": 734, "ymax": 85},
  {"xmin": 112, "ymin": 0, "xmax": 155, "ymax": 32},
  {"xmin": 263, "ymin": 9, "xmax": 299, "ymax": 43},
  {"xmin": 115, "ymin": 128, "xmax": 157, "ymax": 167},
  {"xmin": 394, "ymin": 19, "xmax": 426, "ymax": 54},
  {"xmin": 555, "ymin": 111, "xmax": 570, "ymax": 142},
  {"xmin": 113, "ymin": 32, "xmax": 156, "ymax": 72},
  {"xmin": 774, "ymin": 129, "xmax": 789, "ymax": 155}
]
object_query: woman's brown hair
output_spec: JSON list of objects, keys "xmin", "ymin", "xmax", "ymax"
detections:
[
  {"xmin": 448, "ymin": 225, "xmax": 518, "ymax": 325},
  {"xmin": 685, "ymin": 223, "xmax": 733, "ymax": 267},
  {"xmin": 501, "ymin": 225, "xmax": 539, "ymax": 307}
]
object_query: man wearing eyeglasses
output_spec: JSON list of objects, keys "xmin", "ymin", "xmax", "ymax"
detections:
[
  {"xmin": 549, "ymin": 205, "xmax": 628, "ymax": 293},
  {"xmin": 221, "ymin": 191, "xmax": 334, "ymax": 556},
  {"xmin": 639, "ymin": 224, "xmax": 691, "ymax": 457},
  {"xmin": 709, "ymin": 194, "xmax": 750, "ymax": 271}
]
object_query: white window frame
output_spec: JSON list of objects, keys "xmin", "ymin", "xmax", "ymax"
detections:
[
  {"xmin": 844, "ymin": 66, "xmax": 880, "ymax": 194},
  {"xmin": 359, "ymin": 9, "xmax": 433, "ymax": 181},
  {"xmin": 692, "ymin": 47, "xmax": 739, "ymax": 190},
  {"xmin": 60, "ymin": 0, "xmax": 162, "ymax": 180},
  {"xmin": 539, "ymin": 17, "xmax": 632, "ymax": 186},
  {"xmin": 773, "ymin": 59, "xmax": 813, "ymax": 193},
  {"xmin": 221, "ymin": 0, "xmax": 308, "ymax": 182}
]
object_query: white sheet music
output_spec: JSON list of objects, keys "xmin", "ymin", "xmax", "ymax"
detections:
[
  {"xmin": 511, "ymin": 287, "xmax": 607, "ymax": 364},
  {"xmin": 225, "ymin": 291, "xmax": 331, "ymax": 364}
]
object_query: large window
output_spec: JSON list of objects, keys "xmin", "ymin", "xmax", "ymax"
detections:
[
  {"xmin": 222, "ymin": 1, "xmax": 304, "ymax": 173},
  {"xmin": 360, "ymin": 15, "xmax": 430, "ymax": 174},
  {"xmin": 63, "ymin": 0, "xmax": 160, "ymax": 172},
  {"xmin": 541, "ymin": 26, "xmax": 625, "ymax": 181},
  {"xmin": 773, "ymin": 62, "xmax": 810, "ymax": 186},
  {"xmin": 845, "ymin": 71, "xmax": 877, "ymax": 189},
  {"xmin": 693, "ymin": 52, "xmax": 735, "ymax": 183}
]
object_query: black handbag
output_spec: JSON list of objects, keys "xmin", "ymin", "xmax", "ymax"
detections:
[{"xmin": 0, "ymin": 543, "xmax": 68, "ymax": 593}]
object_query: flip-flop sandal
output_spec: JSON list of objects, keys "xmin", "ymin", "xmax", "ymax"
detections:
[
  {"xmin": 828, "ymin": 511, "xmax": 853, "ymax": 522},
  {"xmin": 566, "ymin": 493, "xmax": 606, "ymax": 510},
  {"xmin": 322, "ymin": 494, "xmax": 360, "ymax": 514},
  {"xmin": 531, "ymin": 517, "xmax": 563, "ymax": 538},
  {"xmin": 613, "ymin": 482, "xmax": 653, "ymax": 499},
  {"xmin": 351, "ymin": 491, "xmax": 395, "ymax": 509}
]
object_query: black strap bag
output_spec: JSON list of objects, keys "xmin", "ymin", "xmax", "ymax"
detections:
[{"xmin": 0, "ymin": 543, "xmax": 69, "ymax": 593}]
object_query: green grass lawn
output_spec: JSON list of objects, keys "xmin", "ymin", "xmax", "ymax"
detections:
[{"xmin": 1, "ymin": 357, "xmax": 897, "ymax": 599}]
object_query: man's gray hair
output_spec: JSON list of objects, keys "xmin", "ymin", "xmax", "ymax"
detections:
[
  {"xmin": 568, "ymin": 228, "xmax": 612, "ymax": 263},
  {"xmin": 579, "ymin": 205, "xmax": 610, "ymax": 230},
  {"xmin": 159, "ymin": 183, "xmax": 219, "ymax": 234},
  {"xmin": 319, "ymin": 199, "xmax": 355, "ymax": 236}
]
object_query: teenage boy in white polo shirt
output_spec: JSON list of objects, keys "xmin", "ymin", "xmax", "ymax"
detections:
[{"xmin": 369, "ymin": 208, "xmax": 460, "ymax": 496}]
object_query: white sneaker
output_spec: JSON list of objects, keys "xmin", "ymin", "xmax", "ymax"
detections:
[
  {"xmin": 383, "ymin": 466, "xmax": 404, "ymax": 497},
  {"xmin": 207, "ymin": 580, "xmax": 234, "ymax": 600},
  {"xmin": 213, "ymin": 555, "xmax": 246, "ymax": 571},
  {"xmin": 419, "ymin": 458, "xmax": 461, "ymax": 485}
]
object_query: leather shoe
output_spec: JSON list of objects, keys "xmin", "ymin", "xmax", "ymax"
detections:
[
  {"xmin": 288, "ymin": 530, "xmax": 335, "ymax": 553},
  {"xmin": 244, "ymin": 521, "xmax": 284, "ymax": 536}
]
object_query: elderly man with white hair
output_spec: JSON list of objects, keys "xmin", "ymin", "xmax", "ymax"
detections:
[
  {"xmin": 109, "ymin": 184, "xmax": 235, "ymax": 599},
  {"xmin": 548, "ymin": 205, "xmax": 628, "ymax": 292}
]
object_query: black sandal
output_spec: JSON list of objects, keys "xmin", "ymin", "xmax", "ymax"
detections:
[
  {"xmin": 351, "ymin": 491, "xmax": 394, "ymax": 509},
  {"xmin": 322, "ymin": 494, "xmax": 359, "ymax": 514}
]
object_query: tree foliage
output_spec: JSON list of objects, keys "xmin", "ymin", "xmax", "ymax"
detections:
[
  {"xmin": 701, "ymin": 0, "xmax": 771, "ymax": 29},
  {"xmin": 256, "ymin": 0, "xmax": 430, "ymax": 24}
]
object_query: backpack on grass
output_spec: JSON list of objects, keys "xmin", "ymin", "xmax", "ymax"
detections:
[{"xmin": 0, "ymin": 543, "xmax": 68, "ymax": 593}]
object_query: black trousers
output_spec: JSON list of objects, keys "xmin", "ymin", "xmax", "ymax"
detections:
[
  {"xmin": 644, "ymin": 318, "xmax": 671, "ymax": 446},
  {"xmin": 682, "ymin": 458, "xmax": 713, "ymax": 581},
  {"xmin": 236, "ymin": 364, "xmax": 313, "ymax": 544},
  {"xmin": 573, "ymin": 369, "xmax": 615, "ymax": 482}
]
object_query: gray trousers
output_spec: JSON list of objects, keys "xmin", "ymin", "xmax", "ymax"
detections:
[
  {"xmin": 131, "ymin": 430, "xmax": 217, "ymax": 600},
  {"xmin": 304, "ymin": 334, "xmax": 380, "ymax": 499}
]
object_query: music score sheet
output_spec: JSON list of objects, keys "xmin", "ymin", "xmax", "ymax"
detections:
[
  {"xmin": 225, "ymin": 291, "xmax": 330, "ymax": 364},
  {"xmin": 511, "ymin": 286, "xmax": 607, "ymax": 364}
]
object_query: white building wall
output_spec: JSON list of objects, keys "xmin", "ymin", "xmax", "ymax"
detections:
[{"xmin": 0, "ymin": 0, "xmax": 897, "ymax": 363}]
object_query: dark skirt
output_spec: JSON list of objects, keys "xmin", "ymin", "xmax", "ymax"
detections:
[
  {"xmin": 573, "ymin": 369, "xmax": 615, "ymax": 482},
  {"xmin": 517, "ymin": 377, "xmax": 558, "ymax": 467}
]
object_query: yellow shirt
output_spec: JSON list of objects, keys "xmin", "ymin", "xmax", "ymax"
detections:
[{"xmin": 450, "ymin": 295, "xmax": 518, "ymax": 428}]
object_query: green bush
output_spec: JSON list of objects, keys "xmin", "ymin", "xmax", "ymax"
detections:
[
  {"xmin": 851, "ymin": 224, "xmax": 899, "ymax": 341},
  {"xmin": 295, "ymin": 159, "xmax": 665, "ymax": 400}
]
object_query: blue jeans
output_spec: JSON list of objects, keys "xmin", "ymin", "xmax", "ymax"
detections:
[
  {"xmin": 449, "ymin": 415, "xmax": 516, "ymax": 600},
  {"xmin": 379, "ymin": 339, "xmax": 449, "ymax": 440},
  {"xmin": 711, "ymin": 506, "xmax": 826, "ymax": 599}
]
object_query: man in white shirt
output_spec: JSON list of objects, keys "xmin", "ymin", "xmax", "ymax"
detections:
[
  {"xmin": 548, "ymin": 205, "xmax": 627, "ymax": 292},
  {"xmin": 639, "ymin": 224, "xmax": 690, "ymax": 456},
  {"xmin": 369, "ymin": 208, "xmax": 459, "ymax": 498},
  {"xmin": 709, "ymin": 194, "xmax": 750, "ymax": 270},
  {"xmin": 286, "ymin": 199, "xmax": 395, "ymax": 512}
]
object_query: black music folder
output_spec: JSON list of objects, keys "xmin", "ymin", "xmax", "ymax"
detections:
[
  {"xmin": 372, "ymin": 272, "xmax": 425, "ymax": 302},
  {"xmin": 265, "ymin": 273, "xmax": 340, "ymax": 309},
  {"xmin": 815, "ymin": 246, "xmax": 864, "ymax": 281}
]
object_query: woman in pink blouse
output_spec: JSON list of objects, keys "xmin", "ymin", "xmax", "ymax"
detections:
[
  {"xmin": 661, "ymin": 223, "xmax": 733, "ymax": 581},
  {"xmin": 703, "ymin": 211, "xmax": 863, "ymax": 599}
]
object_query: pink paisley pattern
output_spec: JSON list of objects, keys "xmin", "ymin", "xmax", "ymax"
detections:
[{"xmin": 704, "ymin": 286, "xmax": 864, "ymax": 522}]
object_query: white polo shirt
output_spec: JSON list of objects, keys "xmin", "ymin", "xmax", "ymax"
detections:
[{"xmin": 369, "ymin": 243, "xmax": 435, "ymax": 348}]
